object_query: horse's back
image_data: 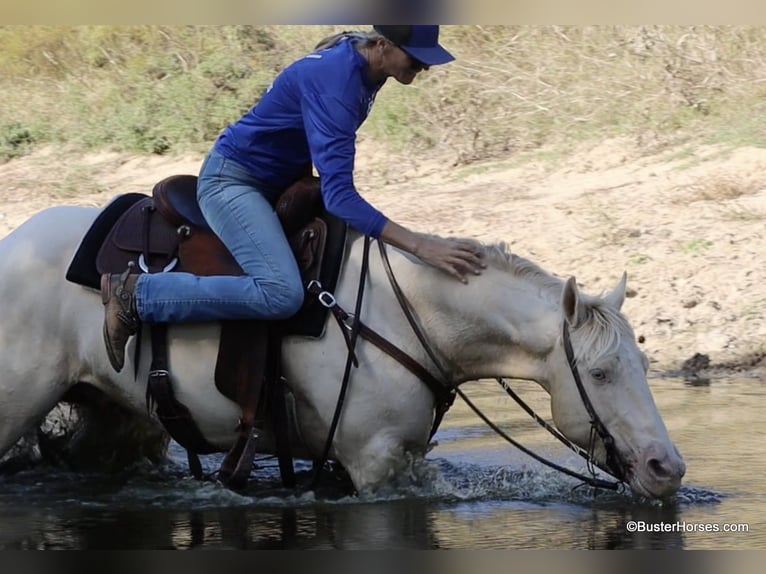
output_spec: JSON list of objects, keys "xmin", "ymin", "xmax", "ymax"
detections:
[{"xmin": 0, "ymin": 205, "xmax": 98, "ymax": 266}]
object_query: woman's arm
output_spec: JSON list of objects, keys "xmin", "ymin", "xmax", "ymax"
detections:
[{"xmin": 380, "ymin": 220, "xmax": 486, "ymax": 283}]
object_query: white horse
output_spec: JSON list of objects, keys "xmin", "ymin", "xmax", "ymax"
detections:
[{"xmin": 0, "ymin": 204, "xmax": 685, "ymax": 499}]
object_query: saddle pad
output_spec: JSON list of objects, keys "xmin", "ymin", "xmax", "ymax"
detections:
[{"xmin": 66, "ymin": 193, "xmax": 147, "ymax": 290}]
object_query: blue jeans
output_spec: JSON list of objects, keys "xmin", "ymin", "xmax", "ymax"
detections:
[{"xmin": 134, "ymin": 150, "xmax": 304, "ymax": 323}]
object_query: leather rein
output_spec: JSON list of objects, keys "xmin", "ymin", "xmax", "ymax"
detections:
[{"xmin": 308, "ymin": 237, "xmax": 627, "ymax": 492}]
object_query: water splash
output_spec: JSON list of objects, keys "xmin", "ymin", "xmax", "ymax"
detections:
[{"xmin": 0, "ymin": 450, "xmax": 723, "ymax": 512}]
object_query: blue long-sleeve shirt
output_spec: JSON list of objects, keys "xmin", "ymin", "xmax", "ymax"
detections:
[{"xmin": 214, "ymin": 38, "xmax": 388, "ymax": 237}]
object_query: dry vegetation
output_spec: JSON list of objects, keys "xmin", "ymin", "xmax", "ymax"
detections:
[{"xmin": 2, "ymin": 26, "xmax": 766, "ymax": 163}]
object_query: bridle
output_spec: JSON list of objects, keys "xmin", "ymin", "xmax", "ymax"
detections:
[
  {"xmin": 309, "ymin": 237, "xmax": 628, "ymax": 492},
  {"xmin": 560, "ymin": 321, "xmax": 629, "ymax": 484}
]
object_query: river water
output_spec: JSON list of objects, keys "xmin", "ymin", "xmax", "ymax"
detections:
[{"xmin": 0, "ymin": 376, "xmax": 762, "ymax": 550}]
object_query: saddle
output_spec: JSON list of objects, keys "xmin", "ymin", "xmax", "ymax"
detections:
[
  {"xmin": 96, "ymin": 173, "xmax": 327, "ymax": 281},
  {"xmin": 69, "ymin": 174, "xmax": 346, "ymax": 489}
]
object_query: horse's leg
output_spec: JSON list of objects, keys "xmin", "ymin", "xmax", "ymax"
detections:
[
  {"xmin": 45, "ymin": 383, "xmax": 169, "ymax": 470},
  {"xmin": 340, "ymin": 435, "xmax": 412, "ymax": 493},
  {"xmin": 0, "ymin": 281, "xmax": 76, "ymax": 462},
  {"xmin": 0, "ymin": 363, "xmax": 73, "ymax": 462},
  {"xmin": 288, "ymin": 373, "xmax": 433, "ymax": 494}
]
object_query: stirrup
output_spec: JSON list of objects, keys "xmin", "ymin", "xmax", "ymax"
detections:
[{"xmin": 218, "ymin": 426, "xmax": 260, "ymax": 489}]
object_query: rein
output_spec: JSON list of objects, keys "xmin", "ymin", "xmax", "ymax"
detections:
[
  {"xmin": 310, "ymin": 237, "xmax": 626, "ymax": 492},
  {"xmin": 496, "ymin": 377, "xmax": 617, "ymax": 480}
]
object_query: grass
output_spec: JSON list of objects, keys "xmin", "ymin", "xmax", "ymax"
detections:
[
  {"xmin": 0, "ymin": 122, "xmax": 35, "ymax": 159},
  {"xmin": 666, "ymin": 147, "xmax": 697, "ymax": 163},
  {"xmin": 629, "ymin": 253, "xmax": 653, "ymax": 265},
  {"xmin": 2, "ymin": 25, "xmax": 766, "ymax": 162},
  {"xmin": 681, "ymin": 238, "xmax": 714, "ymax": 255}
]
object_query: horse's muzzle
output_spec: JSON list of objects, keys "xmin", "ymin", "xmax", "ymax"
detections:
[{"xmin": 636, "ymin": 441, "xmax": 686, "ymax": 498}]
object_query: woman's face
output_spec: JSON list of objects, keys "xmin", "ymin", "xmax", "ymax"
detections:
[{"xmin": 383, "ymin": 44, "xmax": 429, "ymax": 85}]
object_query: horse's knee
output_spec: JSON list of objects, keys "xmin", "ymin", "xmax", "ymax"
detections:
[{"xmin": 343, "ymin": 438, "xmax": 407, "ymax": 493}]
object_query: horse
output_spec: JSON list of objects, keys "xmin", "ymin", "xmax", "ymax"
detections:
[{"xmin": 0, "ymin": 203, "xmax": 685, "ymax": 499}]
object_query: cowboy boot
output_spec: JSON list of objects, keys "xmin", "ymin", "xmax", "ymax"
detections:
[{"xmin": 101, "ymin": 268, "xmax": 140, "ymax": 372}]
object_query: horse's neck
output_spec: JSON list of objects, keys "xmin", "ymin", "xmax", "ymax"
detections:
[{"xmin": 376, "ymin": 243, "xmax": 563, "ymax": 388}]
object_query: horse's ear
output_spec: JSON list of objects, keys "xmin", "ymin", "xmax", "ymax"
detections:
[
  {"xmin": 561, "ymin": 276, "xmax": 588, "ymax": 328},
  {"xmin": 604, "ymin": 271, "xmax": 627, "ymax": 311}
]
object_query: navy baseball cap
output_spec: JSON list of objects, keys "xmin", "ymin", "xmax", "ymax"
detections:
[{"xmin": 373, "ymin": 25, "xmax": 455, "ymax": 66}]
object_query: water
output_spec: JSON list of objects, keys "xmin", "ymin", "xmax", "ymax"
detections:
[{"xmin": 0, "ymin": 376, "xmax": 763, "ymax": 549}]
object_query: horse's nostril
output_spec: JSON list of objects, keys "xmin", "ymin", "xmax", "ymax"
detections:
[{"xmin": 648, "ymin": 458, "xmax": 670, "ymax": 479}]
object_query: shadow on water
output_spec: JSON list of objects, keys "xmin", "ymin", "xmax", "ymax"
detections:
[
  {"xmin": 0, "ymin": 500, "xmax": 442, "ymax": 550},
  {"xmin": 0, "ymin": 499, "xmax": 701, "ymax": 550}
]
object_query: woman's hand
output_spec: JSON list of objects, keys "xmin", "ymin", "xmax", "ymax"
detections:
[
  {"xmin": 411, "ymin": 234, "xmax": 486, "ymax": 283},
  {"xmin": 380, "ymin": 221, "xmax": 486, "ymax": 283}
]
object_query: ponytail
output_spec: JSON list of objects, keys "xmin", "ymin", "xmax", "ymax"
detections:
[{"xmin": 314, "ymin": 29, "xmax": 386, "ymax": 51}]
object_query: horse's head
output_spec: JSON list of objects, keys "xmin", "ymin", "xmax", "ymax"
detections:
[
  {"xmin": 546, "ymin": 273, "xmax": 685, "ymax": 499},
  {"xmin": 371, "ymin": 240, "xmax": 684, "ymax": 499}
]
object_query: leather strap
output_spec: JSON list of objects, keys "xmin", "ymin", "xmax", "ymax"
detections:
[
  {"xmin": 306, "ymin": 281, "xmax": 451, "ymax": 407},
  {"xmin": 146, "ymin": 323, "xmax": 219, "ymax": 478},
  {"xmin": 561, "ymin": 321, "xmax": 627, "ymax": 482},
  {"xmin": 215, "ymin": 321, "xmax": 269, "ymax": 488}
]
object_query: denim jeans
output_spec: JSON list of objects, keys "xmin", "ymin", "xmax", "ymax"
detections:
[{"xmin": 134, "ymin": 149, "xmax": 304, "ymax": 323}]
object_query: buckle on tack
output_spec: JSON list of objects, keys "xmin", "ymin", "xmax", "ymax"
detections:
[{"xmin": 307, "ymin": 279, "xmax": 337, "ymax": 308}]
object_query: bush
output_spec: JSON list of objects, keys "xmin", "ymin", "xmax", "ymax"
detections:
[{"xmin": 0, "ymin": 123, "xmax": 36, "ymax": 160}]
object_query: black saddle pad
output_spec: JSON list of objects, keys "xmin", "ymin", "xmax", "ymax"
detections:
[{"xmin": 66, "ymin": 193, "xmax": 147, "ymax": 290}]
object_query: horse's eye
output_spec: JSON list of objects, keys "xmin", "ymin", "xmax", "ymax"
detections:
[{"xmin": 590, "ymin": 368, "xmax": 607, "ymax": 382}]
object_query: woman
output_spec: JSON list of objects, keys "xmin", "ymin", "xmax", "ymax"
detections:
[{"xmin": 101, "ymin": 25, "xmax": 485, "ymax": 372}]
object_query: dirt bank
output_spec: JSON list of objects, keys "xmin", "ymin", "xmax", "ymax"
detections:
[{"xmin": 2, "ymin": 139, "xmax": 764, "ymax": 377}]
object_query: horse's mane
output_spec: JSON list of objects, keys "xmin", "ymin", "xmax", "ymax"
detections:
[
  {"xmin": 391, "ymin": 234, "xmax": 633, "ymax": 363},
  {"xmin": 480, "ymin": 240, "xmax": 633, "ymax": 363},
  {"xmin": 480, "ymin": 241, "xmax": 564, "ymax": 294}
]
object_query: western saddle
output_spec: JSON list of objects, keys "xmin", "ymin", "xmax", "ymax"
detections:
[{"xmin": 85, "ymin": 174, "xmax": 340, "ymax": 489}]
